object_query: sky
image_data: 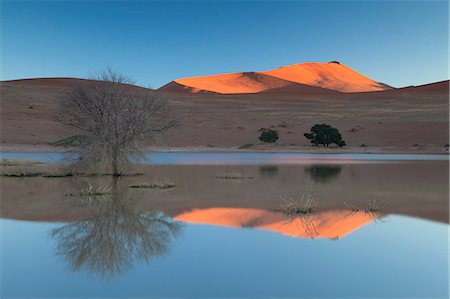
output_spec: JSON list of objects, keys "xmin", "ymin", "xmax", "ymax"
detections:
[{"xmin": 1, "ymin": 0, "xmax": 448, "ymax": 88}]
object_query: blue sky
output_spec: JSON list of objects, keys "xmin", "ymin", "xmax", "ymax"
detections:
[{"xmin": 1, "ymin": 1, "xmax": 448, "ymax": 88}]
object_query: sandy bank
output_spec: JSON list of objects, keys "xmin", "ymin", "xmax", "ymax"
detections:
[{"xmin": 0, "ymin": 144, "xmax": 448, "ymax": 154}]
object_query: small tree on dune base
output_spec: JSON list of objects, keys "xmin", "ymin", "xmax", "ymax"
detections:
[
  {"xmin": 304, "ymin": 124, "xmax": 346, "ymax": 147},
  {"xmin": 259, "ymin": 129, "xmax": 279, "ymax": 143}
]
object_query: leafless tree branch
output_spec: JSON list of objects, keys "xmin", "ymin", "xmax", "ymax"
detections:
[{"xmin": 59, "ymin": 68, "xmax": 178, "ymax": 175}]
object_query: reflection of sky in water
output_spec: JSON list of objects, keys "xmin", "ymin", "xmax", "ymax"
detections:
[
  {"xmin": 0, "ymin": 152, "xmax": 448, "ymax": 165},
  {"xmin": 1, "ymin": 216, "xmax": 448, "ymax": 298}
]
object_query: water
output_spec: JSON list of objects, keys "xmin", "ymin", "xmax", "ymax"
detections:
[
  {"xmin": 0, "ymin": 152, "xmax": 448, "ymax": 165},
  {"xmin": 0, "ymin": 154, "xmax": 448, "ymax": 298}
]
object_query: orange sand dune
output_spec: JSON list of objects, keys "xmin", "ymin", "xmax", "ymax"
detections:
[
  {"xmin": 159, "ymin": 62, "xmax": 390, "ymax": 94},
  {"xmin": 259, "ymin": 82, "xmax": 341, "ymax": 95},
  {"xmin": 162, "ymin": 72, "xmax": 302, "ymax": 94},
  {"xmin": 174, "ymin": 208, "xmax": 374, "ymax": 239},
  {"xmin": 262, "ymin": 62, "xmax": 388, "ymax": 93}
]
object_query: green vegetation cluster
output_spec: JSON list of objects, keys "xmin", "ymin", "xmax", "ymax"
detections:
[{"xmin": 249, "ymin": 123, "xmax": 346, "ymax": 148}]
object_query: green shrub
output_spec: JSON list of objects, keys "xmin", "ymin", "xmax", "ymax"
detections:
[
  {"xmin": 238, "ymin": 143, "xmax": 253, "ymax": 149},
  {"xmin": 304, "ymin": 124, "xmax": 346, "ymax": 147},
  {"xmin": 259, "ymin": 129, "xmax": 279, "ymax": 143}
]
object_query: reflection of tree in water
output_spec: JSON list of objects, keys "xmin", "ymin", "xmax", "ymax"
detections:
[
  {"xmin": 305, "ymin": 165, "xmax": 342, "ymax": 183},
  {"xmin": 51, "ymin": 179, "xmax": 182, "ymax": 280},
  {"xmin": 259, "ymin": 165, "xmax": 279, "ymax": 177}
]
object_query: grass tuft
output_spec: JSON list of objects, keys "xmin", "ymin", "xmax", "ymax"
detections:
[
  {"xmin": 0, "ymin": 159, "xmax": 45, "ymax": 167},
  {"xmin": 215, "ymin": 172, "xmax": 253, "ymax": 179},
  {"xmin": 42, "ymin": 172, "xmax": 75, "ymax": 178},
  {"xmin": 238, "ymin": 143, "xmax": 253, "ymax": 149},
  {"xmin": 65, "ymin": 184, "xmax": 112, "ymax": 197},
  {"xmin": 281, "ymin": 195, "xmax": 318, "ymax": 216},
  {"xmin": 129, "ymin": 181, "xmax": 176, "ymax": 189},
  {"xmin": 279, "ymin": 188, "xmax": 319, "ymax": 238},
  {"xmin": 344, "ymin": 200, "xmax": 387, "ymax": 223},
  {"xmin": 0, "ymin": 169, "xmax": 43, "ymax": 177}
]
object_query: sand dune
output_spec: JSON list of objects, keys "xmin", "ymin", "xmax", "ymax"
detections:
[
  {"xmin": 395, "ymin": 80, "xmax": 449, "ymax": 94},
  {"xmin": 160, "ymin": 72, "xmax": 310, "ymax": 94},
  {"xmin": 2, "ymin": 77, "xmax": 90, "ymax": 87},
  {"xmin": 0, "ymin": 77, "xmax": 447, "ymax": 150},
  {"xmin": 263, "ymin": 62, "xmax": 389, "ymax": 93},
  {"xmin": 158, "ymin": 81, "xmax": 219, "ymax": 94},
  {"xmin": 159, "ymin": 62, "xmax": 391, "ymax": 94},
  {"xmin": 2, "ymin": 77, "xmax": 153, "ymax": 92},
  {"xmin": 259, "ymin": 82, "xmax": 341, "ymax": 95}
]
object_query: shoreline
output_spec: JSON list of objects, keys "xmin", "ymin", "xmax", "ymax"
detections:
[{"xmin": 0, "ymin": 144, "xmax": 448, "ymax": 155}]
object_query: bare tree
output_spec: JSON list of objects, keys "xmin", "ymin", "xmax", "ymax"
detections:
[{"xmin": 60, "ymin": 69, "xmax": 177, "ymax": 176}]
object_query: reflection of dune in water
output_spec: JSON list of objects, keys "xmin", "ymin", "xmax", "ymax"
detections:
[{"xmin": 174, "ymin": 208, "xmax": 375, "ymax": 239}]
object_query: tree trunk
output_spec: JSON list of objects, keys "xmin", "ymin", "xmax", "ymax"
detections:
[{"xmin": 112, "ymin": 148, "xmax": 119, "ymax": 177}]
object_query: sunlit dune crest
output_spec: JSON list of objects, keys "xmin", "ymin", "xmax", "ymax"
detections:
[
  {"xmin": 159, "ymin": 62, "xmax": 390, "ymax": 94},
  {"xmin": 173, "ymin": 72, "xmax": 298, "ymax": 94},
  {"xmin": 174, "ymin": 208, "xmax": 374, "ymax": 239},
  {"xmin": 263, "ymin": 62, "xmax": 387, "ymax": 93}
]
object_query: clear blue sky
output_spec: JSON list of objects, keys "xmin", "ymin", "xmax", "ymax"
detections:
[{"xmin": 1, "ymin": 1, "xmax": 448, "ymax": 88}]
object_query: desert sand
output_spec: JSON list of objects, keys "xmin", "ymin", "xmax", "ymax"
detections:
[{"xmin": 0, "ymin": 75, "xmax": 448, "ymax": 153}]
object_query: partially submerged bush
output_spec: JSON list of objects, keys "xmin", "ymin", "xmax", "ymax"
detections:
[
  {"xmin": 129, "ymin": 181, "xmax": 176, "ymax": 189},
  {"xmin": 0, "ymin": 159, "xmax": 44, "ymax": 166},
  {"xmin": 215, "ymin": 172, "xmax": 252, "ymax": 179},
  {"xmin": 280, "ymin": 188, "xmax": 319, "ymax": 238},
  {"xmin": 259, "ymin": 129, "xmax": 279, "ymax": 143},
  {"xmin": 0, "ymin": 168, "xmax": 43, "ymax": 177},
  {"xmin": 344, "ymin": 200, "xmax": 387, "ymax": 223},
  {"xmin": 304, "ymin": 124, "xmax": 346, "ymax": 147},
  {"xmin": 65, "ymin": 184, "xmax": 112, "ymax": 197},
  {"xmin": 42, "ymin": 172, "xmax": 75, "ymax": 178}
]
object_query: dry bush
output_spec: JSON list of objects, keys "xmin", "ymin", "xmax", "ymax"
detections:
[{"xmin": 59, "ymin": 69, "xmax": 178, "ymax": 176}]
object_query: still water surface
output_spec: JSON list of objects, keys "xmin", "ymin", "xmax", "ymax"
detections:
[
  {"xmin": 0, "ymin": 152, "xmax": 448, "ymax": 164},
  {"xmin": 0, "ymin": 153, "xmax": 448, "ymax": 298}
]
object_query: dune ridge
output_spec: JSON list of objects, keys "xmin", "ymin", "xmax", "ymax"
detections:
[
  {"xmin": 172, "ymin": 72, "xmax": 302, "ymax": 94},
  {"xmin": 159, "ymin": 62, "xmax": 392, "ymax": 94},
  {"xmin": 263, "ymin": 62, "xmax": 388, "ymax": 93}
]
